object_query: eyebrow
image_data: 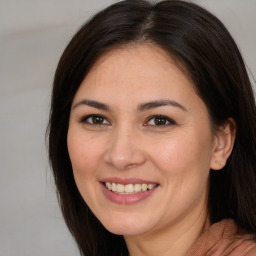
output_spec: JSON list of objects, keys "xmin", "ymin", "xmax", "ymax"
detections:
[
  {"xmin": 72, "ymin": 99, "xmax": 187, "ymax": 112},
  {"xmin": 137, "ymin": 100, "xmax": 187, "ymax": 112},
  {"xmin": 72, "ymin": 99, "xmax": 111, "ymax": 111}
]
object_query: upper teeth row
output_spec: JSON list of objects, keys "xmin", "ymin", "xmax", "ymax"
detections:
[{"xmin": 105, "ymin": 182, "xmax": 156, "ymax": 194}]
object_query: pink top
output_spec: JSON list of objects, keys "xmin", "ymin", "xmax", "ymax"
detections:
[{"xmin": 186, "ymin": 219, "xmax": 256, "ymax": 255}]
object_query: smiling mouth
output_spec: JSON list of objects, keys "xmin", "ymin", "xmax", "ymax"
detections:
[{"xmin": 103, "ymin": 182, "xmax": 158, "ymax": 194}]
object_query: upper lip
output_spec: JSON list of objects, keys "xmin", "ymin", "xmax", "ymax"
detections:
[{"xmin": 101, "ymin": 177, "xmax": 158, "ymax": 185}]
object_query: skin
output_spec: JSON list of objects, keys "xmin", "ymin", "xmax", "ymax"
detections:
[{"xmin": 67, "ymin": 44, "xmax": 235, "ymax": 256}]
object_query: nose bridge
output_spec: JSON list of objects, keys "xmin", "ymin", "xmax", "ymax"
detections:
[{"xmin": 104, "ymin": 123, "xmax": 146, "ymax": 170}]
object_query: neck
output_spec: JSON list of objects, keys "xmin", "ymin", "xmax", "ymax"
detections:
[{"xmin": 124, "ymin": 207, "xmax": 210, "ymax": 256}]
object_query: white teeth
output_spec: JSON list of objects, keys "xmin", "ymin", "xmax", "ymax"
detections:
[
  {"xmin": 124, "ymin": 184, "xmax": 133, "ymax": 193},
  {"xmin": 104, "ymin": 182, "xmax": 157, "ymax": 194},
  {"xmin": 106, "ymin": 182, "xmax": 112, "ymax": 190},
  {"xmin": 112, "ymin": 183, "xmax": 117, "ymax": 192},
  {"xmin": 134, "ymin": 184, "xmax": 142, "ymax": 192},
  {"xmin": 116, "ymin": 184, "xmax": 125, "ymax": 193},
  {"xmin": 147, "ymin": 184, "xmax": 155, "ymax": 190},
  {"xmin": 141, "ymin": 184, "xmax": 147, "ymax": 191}
]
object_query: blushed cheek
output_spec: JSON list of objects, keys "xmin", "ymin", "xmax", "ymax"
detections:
[
  {"xmin": 67, "ymin": 137, "xmax": 96, "ymax": 198},
  {"xmin": 151, "ymin": 135, "xmax": 211, "ymax": 180},
  {"xmin": 67, "ymin": 133, "xmax": 91, "ymax": 175},
  {"xmin": 153, "ymin": 140, "xmax": 192, "ymax": 170}
]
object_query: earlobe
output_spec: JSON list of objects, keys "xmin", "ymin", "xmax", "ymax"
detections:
[{"xmin": 210, "ymin": 118, "xmax": 236, "ymax": 170}]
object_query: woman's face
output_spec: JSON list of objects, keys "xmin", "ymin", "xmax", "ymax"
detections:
[{"xmin": 67, "ymin": 44, "xmax": 218, "ymax": 236}]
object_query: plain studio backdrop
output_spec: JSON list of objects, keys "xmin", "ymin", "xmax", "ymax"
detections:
[{"xmin": 0, "ymin": 0, "xmax": 255, "ymax": 255}]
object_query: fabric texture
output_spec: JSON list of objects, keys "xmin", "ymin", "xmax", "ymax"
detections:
[{"xmin": 186, "ymin": 219, "xmax": 256, "ymax": 256}]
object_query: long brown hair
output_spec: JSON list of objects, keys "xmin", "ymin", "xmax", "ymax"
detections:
[{"xmin": 47, "ymin": 1, "xmax": 256, "ymax": 255}]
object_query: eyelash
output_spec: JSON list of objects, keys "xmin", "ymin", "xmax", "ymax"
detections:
[
  {"xmin": 145, "ymin": 115, "xmax": 176, "ymax": 127},
  {"xmin": 80, "ymin": 114, "xmax": 176, "ymax": 127},
  {"xmin": 80, "ymin": 114, "xmax": 110, "ymax": 126}
]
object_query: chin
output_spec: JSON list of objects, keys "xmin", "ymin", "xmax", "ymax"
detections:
[
  {"xmin": 99, "ymin": 213, "xmax": 154, "ymax": 236},
  {"xmin": 105, "ymin": 224, "xmax": 148, "ymax": 236}
]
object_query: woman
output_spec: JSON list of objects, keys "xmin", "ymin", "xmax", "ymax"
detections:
[{"xmin": 48, "ymin": 0, "xmax": 256, "ymax": 255}]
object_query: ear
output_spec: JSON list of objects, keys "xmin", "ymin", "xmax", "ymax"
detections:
[{"xmin": 210, "ymin": 118, "xmax": 236, "ymax": 170}]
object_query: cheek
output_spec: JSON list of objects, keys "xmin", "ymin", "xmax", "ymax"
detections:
[
  {"xmin": 148, "ymin": 132, "xmax": 212, "ymax": 215},
  {"xmin": 67, "ymin": 131, "xmax": 103, "ymax": 206},
  {"xmin": 67, "ymin": 131, "xmax": 100, "ymax": 178},
  {"xmin": 149, "ymin": 130, "xmax": 213, "ymax": 179}
]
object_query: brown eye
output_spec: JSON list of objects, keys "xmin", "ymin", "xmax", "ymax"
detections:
[
  {"xmin": 81, "ymin": 115, "xmax": 110, "ymax": 125},
  {"xmin": 146, "ymin": 115, "xmax": 176, "ymax": 126},
  {"xmin": 92, "ymin": 116, "xmax": 104, "ymax": 124},
  {"xmin": 154, "ymin": 117, "xmax": 168, "ymax": 125}
]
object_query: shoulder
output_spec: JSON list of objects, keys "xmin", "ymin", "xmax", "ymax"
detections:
[{"xmin": 186, "ymin": 219, "xmax": 256, "ymax": 256}]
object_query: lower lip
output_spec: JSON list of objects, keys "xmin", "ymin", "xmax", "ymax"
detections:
[{"xmin": 101, "ymin": 183, "xmax": 158, "ymax": 205}]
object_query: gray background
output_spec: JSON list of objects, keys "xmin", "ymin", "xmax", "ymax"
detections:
[{"xmin": 0, "ymin": 1, "xmax": 255, "ymax": 255}]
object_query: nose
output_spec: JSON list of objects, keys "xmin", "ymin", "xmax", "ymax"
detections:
[{"xmin": 103, "ymin": 126, "xmax": 146, "ymax": 170}]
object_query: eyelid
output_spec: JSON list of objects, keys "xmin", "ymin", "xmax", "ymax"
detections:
[
  {"xmin": 80, "ymin": 114, "xmax": 111, "ymax": 125},
  {"xmin": 145, "ymin": 115, "xmax": 176, "ymax": 126},
  {"xmin": 79, "ymin": 114, "xmax": 176, "ymax": 127}
]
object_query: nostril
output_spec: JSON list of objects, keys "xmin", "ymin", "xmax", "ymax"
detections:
[{"xmin": 103, "ymin": 147, "xmax": 147, "ymax": 170}]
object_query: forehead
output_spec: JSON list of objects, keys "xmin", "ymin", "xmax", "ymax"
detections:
[{"xmin": 74, "ymin": 44, "xmax": 197, "ymax": 102}]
